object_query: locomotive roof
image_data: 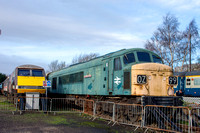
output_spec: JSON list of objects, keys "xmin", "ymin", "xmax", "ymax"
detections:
[
  {"xmin": 49, "ymin": 48, "xmax": 161, "ymax": 76},
  {"xmin": 173, "ymin": 72, "xmax": 187, "ymax": 76},
  {"xmin": 17, "ymin": 64, "xmax": 44, "ymax": 69},
  {"xmin": 174, "ymin": 71, "xmax": 200, "ymax": 76},
  {"xmin": 185, "ymin": 71, "xmax": 200, "ymax": 76}
]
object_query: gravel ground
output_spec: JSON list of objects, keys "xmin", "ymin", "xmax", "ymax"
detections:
[{"xmin": 0, "ymin": 111, "xmax": 147, "ymax": 133}]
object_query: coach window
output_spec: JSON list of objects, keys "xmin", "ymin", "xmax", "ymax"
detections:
[
  {"xmin": 32, "ymin": 70, "xmax": 43, "ymax": 77},
  {"xmin": 123, "ymin": 53, "xmax": 135, "ymax": 64},
  {"xmin": 194, "ymin": 78, "xmax": 200, "ymax": 86},
  {"xmin": 152, "ymin": 55, "xmax": 162, "ymax": 64},
  {"xmin": 52, "ymin": 77, "xmax": 57, "ymax": 90},
  {"xmin": 76, "ymin": 72, "xmax": 84, "ymax": 82},
  {"xmin": 114, "ymin": 57, "xmax": 122, "ymax": 71},
  {"xmin": 18, "ymin": 69, "xmax": 30, "ymax": 76},
  {"xmin": 137, "ymin": 52, "xmax": 151, "ymax": 62}
]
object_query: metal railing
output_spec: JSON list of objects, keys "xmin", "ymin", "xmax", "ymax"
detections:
[
  {"xmin": 1, "ymin": 95, "xmax": 200, "ymax": 133},
  {"xmin": 190, "ymin": 107, "xmax": 200, "ymax": 132},
  {"xmin": 115, "ymin": 103, "xmax": 143, "ymax": 127},
  {"xmin": 94, "ymin": 101, "xmax": 115, "ymax": 121},
  {"xmin": 144, "ymin": 105, "xmax": 190, "ymax": 133},
  {"xmin": 0, "ymin": 95, "xmax": 17, "ymax": 112},
  {"xmin": 51, "ymin": 98, "xmax": 84, "ymax": 113}
]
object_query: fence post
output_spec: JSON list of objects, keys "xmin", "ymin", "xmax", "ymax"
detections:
[
  {"xmin": 93, "ymin": 101, "xmax": 96, "ymax": 117},
  {"xmin": 141, "ymin": 106, "xmax": 145, "ymax": 128},
  {"xmin": 112, "ymin": 103, "xmax": 115, "ymax": 122},
  {"xmin": 188, "ymin": 109, "xmax": 192, "ymax": 133},
  {"xmin": 83, "ymin": 100, "xmax": 85, "ymax": 113},
  {"xmin": 50, "ymin": 99, "xmax": 52, "ymax": 112},
  {"xmin": 15, "ymin": 97, "xmax": 18, "ymax": 112}
]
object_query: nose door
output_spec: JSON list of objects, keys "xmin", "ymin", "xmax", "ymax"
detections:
[
  {"xmin": 103, "ymin": 60, "xmax": 112, "ymax": 95},
  {"xmin": 180, "ymin": 77, "xmax": 185, "ymax": 92}
]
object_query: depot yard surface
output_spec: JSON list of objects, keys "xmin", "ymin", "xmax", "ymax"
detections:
[{"xmin": 0, "ymin": 111, "xmax": 145, "ymax": 133}]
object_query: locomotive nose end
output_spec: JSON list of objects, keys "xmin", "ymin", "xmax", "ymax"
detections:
[{"xmin": 131, "ymin": 63, "xmax": 176, "ymax": 96}]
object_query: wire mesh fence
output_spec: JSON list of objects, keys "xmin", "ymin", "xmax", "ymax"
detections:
[{"xmin": 183, "ymin": 97, "xmax": 200, "ymax": 107}]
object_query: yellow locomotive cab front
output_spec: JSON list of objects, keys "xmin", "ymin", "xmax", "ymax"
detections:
[
  {"xmin": 17, "ymin": 76, "xmax": 46, "ymax": 94},
  {"xmin": 131, "ymin": 63, "xmax": 176, "ymax": 96}
]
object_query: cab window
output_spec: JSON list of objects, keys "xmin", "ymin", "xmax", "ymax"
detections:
[
  {"xmin": 137, "ymin": 52, "xmax": 151, "ymax": 62},
  {"xmin": 18, "ymin": 69, "xmax": 30, "ymax": 76},
  {"xmin": 114, "ymin": 57, "xmax": 122, "ymax": 71},
  {"xmin": 32, "ymin": 70, "xmax": 43, "ymax": 77},
  {"xmin": 152, "ymin": 55, "xmax": 162, "ymax": 63},
  {"xmin": 52, "ymin": 77, "xmax": 57, "ymax": 90},
  {"xmin": 123, "ymin": 53, "xmax": 135, "ymax": 64}
]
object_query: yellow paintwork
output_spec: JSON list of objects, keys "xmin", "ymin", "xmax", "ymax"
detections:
[
  {"xmin": 17, "ymin": 89, "xmax": 46, "ymax": 94},
  {"xmin": 131, "ymin": 63, "xmax": 175, "ymax": 96},
  {"xmin": 17, "ymin": 76, "xmax": 45, "ymax": 86},
  {"xmin": 186, "ymin": 76, "xmax": 200, "ymax": 78}
]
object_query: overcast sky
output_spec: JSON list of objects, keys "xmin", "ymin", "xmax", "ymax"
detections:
[{"xmin": 0, "ymin": 0, "xmax": 199, "ymax": 74}]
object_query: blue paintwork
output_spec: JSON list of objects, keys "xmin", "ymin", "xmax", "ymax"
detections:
[
  {"xmin": 174, "ymin": 72, "xmax": 200, "ymax": 97},
  {"xmin": 174, "ymin": 76, "xmax": 185, "ymax": 93}
]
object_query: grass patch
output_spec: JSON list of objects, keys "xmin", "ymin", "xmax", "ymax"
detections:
[
  {"xmin": 80, "ymin": 121, "xmax": 101, "ymax": 127},
  {"xmin": 0, "ymin": 101, "xmax": 13, "ymax": 105},
  {"xmin": 21, "ymin": 113, "xmax": 78, "ymax": 126},
  {"xmin": 45, "ymin": 116, "xmax": 71, "ymax": 125},
  {"xmin": 0, "ymin": 101, "xmax": 16, "ymax": 111}
]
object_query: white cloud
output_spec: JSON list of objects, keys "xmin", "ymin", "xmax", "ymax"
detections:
[{"xmin": 0, "ymin": 0, "xmax": 199, "ymax": 74}]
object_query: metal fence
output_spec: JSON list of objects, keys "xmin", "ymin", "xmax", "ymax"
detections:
[
  {"xmin": 183, "ymin": 97, "xmax": 200, "ymax": 106},
  {"xmin": 190, "ymin": 107, "xmax": 200, "ymax": 132},
  {"xmin": 1, "ymin": 95, "xmax": 200, "ymax": 133},
  {"xmin": 0, "ymin": 95, "xmax": 17, "ymax": 112},
  {"xmin": 94, "ymin": 101, "xmax": 115, "ymax": 121},
  {"xmin": 115, "ymin": 103, "xmax": 143, "ymax": 127},
  {"xmin": 51, "ymin": 98, "xmax": 84, "ymax": 113},
  {"xmin": 144, "ymin": 105, "xmax": 190, "ymax": 133}
]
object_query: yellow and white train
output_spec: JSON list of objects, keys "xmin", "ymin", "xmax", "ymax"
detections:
[{"xmin": 2, "ymin": 65, "xmax": 46, "ymax": 96}]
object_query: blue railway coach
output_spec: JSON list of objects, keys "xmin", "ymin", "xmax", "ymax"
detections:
[
  {"xmin": 174, "ymin": 71, "xmax": 200, "ymax": 97},
  {"xmin": 47, "ymin": 48, "xmax": 180, "ymax": 105}
]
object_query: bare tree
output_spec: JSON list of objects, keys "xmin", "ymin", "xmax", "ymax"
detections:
[
  {"xmin": 71, "ymin": 53, "xmax": 99, "ymax": 64},
  {"xmin": 184, "ymin": 19, "xmax": 200, "ymax": 71},
  {"xmin": 145, "ymin": 13, "xmax": 181, "ymax": 70},
  {"xmin": 48, "ymin": 60, "xmax": 67, "ymax": 72}
]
